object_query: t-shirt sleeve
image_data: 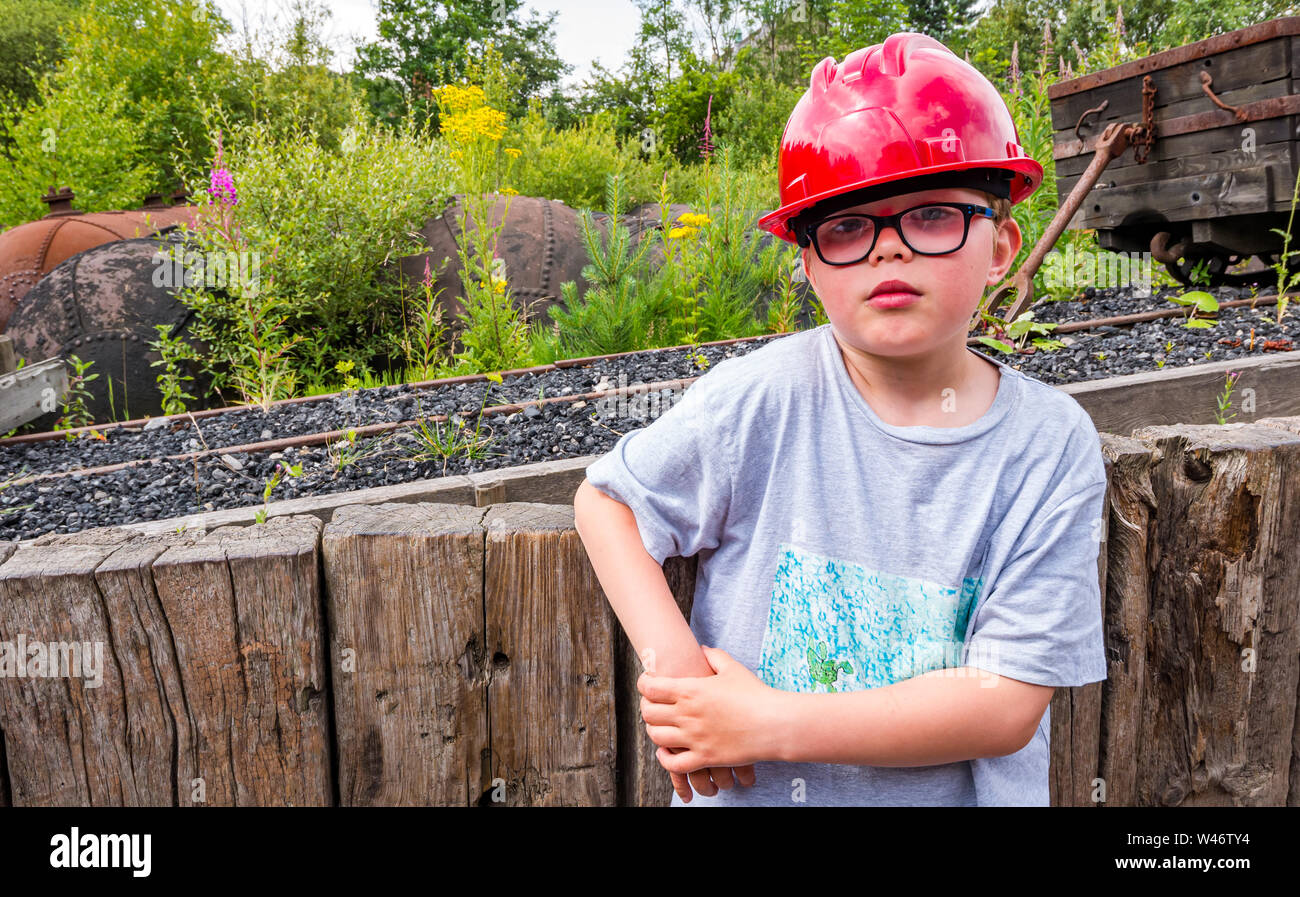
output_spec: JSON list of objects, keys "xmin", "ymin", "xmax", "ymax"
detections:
[
  {"xmin": 582, "ymin": 373, "xmax": 735, "ymax": 566},
  {"xmin": 962, "ymin": 450, "xmax": 1109, "ymax": 688}
]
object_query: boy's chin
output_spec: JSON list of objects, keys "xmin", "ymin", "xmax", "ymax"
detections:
[{"xmin": 832, "ymin": 322, "xmax": 936, "ymax": 356}]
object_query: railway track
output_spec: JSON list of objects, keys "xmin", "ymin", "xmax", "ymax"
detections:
[
  {"xmin": 1, "ymin": 290, "xmax": 1292, "ymax": 488},
  {"xmin": 0, "ymin": 286, "xmax": 1295, "ymax": 542}
]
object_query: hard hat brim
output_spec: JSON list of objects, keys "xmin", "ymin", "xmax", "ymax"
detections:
[{"xmin": 758, "ymin": 158, "xmax": 1044, "ymax": 244}]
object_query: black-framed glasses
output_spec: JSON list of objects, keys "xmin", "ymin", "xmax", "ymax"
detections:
[{"xmin": 805, "ymin": 202, "xmax": 995, "ymax": 266}]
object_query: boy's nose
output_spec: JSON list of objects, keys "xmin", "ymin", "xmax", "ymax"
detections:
[{"xmin": 870, "ymin": 222, "xmax": 911, "ymax": 261}]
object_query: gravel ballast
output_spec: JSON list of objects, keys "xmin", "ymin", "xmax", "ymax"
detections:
[{"xmin": 2, "ymin": 282, "xmax": 1295, "ymax": 542}]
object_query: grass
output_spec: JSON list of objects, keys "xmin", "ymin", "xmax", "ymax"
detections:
[
  {"xmin": 0, "ymin": 466, "xmax": 35, "ymax": 518},
  {"xmin": 397, "ymin": 371, "xmax": 503, "ymax": 477},
  {"xmin": 325, "ymin": 427, "xmax": 389, "ymax": 474},
  {"xmin": 254, "ymin": 459, "xmax": 302, "ymax": 524}
]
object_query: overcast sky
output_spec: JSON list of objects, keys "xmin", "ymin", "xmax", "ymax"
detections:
[{"xmin": 213, "ymin": 0, "xmax": 645, "ymax": 88}]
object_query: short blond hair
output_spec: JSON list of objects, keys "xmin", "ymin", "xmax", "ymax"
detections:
[{"xmin": 985, "ymin": 193, "xmax": 1012, "ymax": 225}]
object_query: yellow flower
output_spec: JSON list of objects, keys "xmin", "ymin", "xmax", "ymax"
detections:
[
  {"xmin": 432, "ymin": 83, "xmax": 488, "ymax": 114},
  {"xmin": 500, "ymin": 186, "xmax": 518, "ymax": 196},
  {"xmin": 677, "ymin": 212, "xmax": 712, "ymax": 228},
  {"xmin": 668, "ymin": 226, "xmax": 698, "ymax": 239},
  {"xmin": 503, "ymin": 147, "xmax": 521, "ymax": 158},
  {"xmin": 435, "ymin": 86, "xmax": 508, "ymax": 146}
]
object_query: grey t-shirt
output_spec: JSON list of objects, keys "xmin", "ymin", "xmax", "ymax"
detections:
[{"xmin": 584, "ymin": 323, "xmax": 1109, "ymax": 806}]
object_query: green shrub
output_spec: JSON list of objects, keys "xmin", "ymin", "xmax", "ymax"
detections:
[
  {"xmin": 545, "ymin": 152, "xmax": 798, "ymax": 359},
  {"xmin": 0, "ymin": 65, "xmax": 156, "ymax": 228},
  {"xmin": 168, "ymin": 105, "xmax": 457, "ymax": 404},
  {"xmin": 545, "ymin": 173, "xmax": 667, "ymax": 357}
]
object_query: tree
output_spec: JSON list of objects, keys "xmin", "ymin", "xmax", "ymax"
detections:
[
  {"xmin": 220, "ymin": 0, "xmax": 363, "ymax": 152},
  {"xmin": 905, "ymin": 0, "xmax": 980, "ymax": 49},
  {"xmin": 0, "ymin": 0, "xmax": 81, "ymax": 111},
  {"xmin": 633, "ymin": 0, "xmax": 695, "ymax": 83},
  {"xmin": 353, "ymin": 0, "xmax": 569, "ymax": 123},
  {"xmin": 655, "ymin": 49, "xmax": 740, "ymax": 162},
  {"xmin": 685, "ymin": 0, "xmax": 748, "ymax": 67}
]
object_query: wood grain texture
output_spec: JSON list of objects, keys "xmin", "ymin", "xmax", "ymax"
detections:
[
  {"xmin": 0, "ymin": 529, "xmax": 196, "ymax": 804},
  {"xmin": 1062, "ymin": 351, "xmax": 1300, "ymax": 437},
  {"xmin": 1232, "ymin": 415, "xmax": 1300, "ymax": 806},
  {"xmin": 1049, "ymin": 449, "xmax": 1118, "ymax": 807},
  {"xmin": 614, "ymin": 554, "xmax": 698, "ymax": 807},
  {"xmin": 0, "ymin": 722, "xmax": 7, "ymax": 807},
  {"xmin": 1126, "ymin": 420, "xmax": 1300, "ymax": 805},
  {"xmin": 1049, "ymin": 38, "xmax": 1289, "ymax": 131},
  {"xmin": 149, "ymin": 515, "xmax": 331, "ymax": 805},
  {"xmin": 322, "ymin": 501, "xmax": 488, "ymax": 806},
  {"xmin": 483, "ymin": 502, "xmax": 617, "ymax": 805},
  {"xmin": 0, "ymin": 533, "xmax": 13, "ymax": 804},
  {"xmin": 1095, "ymin": 434, "xmax": 1161, "ymax": 806}
]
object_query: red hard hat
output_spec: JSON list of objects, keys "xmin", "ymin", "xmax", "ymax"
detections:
[{"xmin": 758, "ymin": 32, "xmax": 1043, "ymax": 245}]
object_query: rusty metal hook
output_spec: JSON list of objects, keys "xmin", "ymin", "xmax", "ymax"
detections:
[
  {"xmin": 1200, "ymin": 70, "xmax": 1247, "ymax": 122},
  {"xmin": 1075, "ymin": 99, "xmax": 1109, "ymax": 140}
]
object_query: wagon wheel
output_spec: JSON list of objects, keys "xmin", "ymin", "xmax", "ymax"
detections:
[
  {"xmin": 1161, "ymin": 250, "xmax": 1278, "ymax": 289},
  {"xmin": 1254, "ymin": 251, "xmax": 1300, "ymax": 288}
]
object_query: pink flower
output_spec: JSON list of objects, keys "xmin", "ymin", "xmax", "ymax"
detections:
[
  {"xmin": 207, "ymin": 129, "xmax": 237, "ymax": 206},
  {"xmin": 208, "ymin": 167, "xmax": 237, "ymax": 206}
]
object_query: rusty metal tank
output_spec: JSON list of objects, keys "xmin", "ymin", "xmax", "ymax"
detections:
[
  {"xmin": 0, "ymin": 187, "xmax": 197, "ymax": 331},
  {"xmin": 399, "ymin": 194, "xmax": 591, "ymax": 325},
  {"xmin": 397, "ymin": 194, "xmax": 707, "ymax": 324},
  {"xmin": 6, "ymin": 232, "xmax": 210, "ymax": 426},
  {"xmin": 399, "ymin": 192, "xmax": 816, "ymax": 340}
]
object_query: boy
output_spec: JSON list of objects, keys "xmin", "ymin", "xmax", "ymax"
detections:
[{"xmin": 573, "ymin": 32, "xmax": 1108, "ymax": 806}]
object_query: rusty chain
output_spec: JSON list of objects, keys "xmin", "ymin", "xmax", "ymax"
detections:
[{"xmin": 1134, "ymin": 75, "xmax": 1156, "ymax": 163}]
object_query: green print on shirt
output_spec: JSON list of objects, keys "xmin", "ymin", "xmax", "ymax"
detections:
[
  {"xmin": 807, "ymin": 640, "xmax": 854, "ymax": 692},
  {"xmin": 758, "ymin": 543, "xmax": 983, "ymax": 693}
]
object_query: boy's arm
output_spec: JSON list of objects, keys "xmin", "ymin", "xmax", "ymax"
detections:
[
  {"xmin": 766, "ymin": 455, "xmax": 1105, "ymax": 769},
  {"xmin": 767, "ymin": 670, "xmax": 1054, "ymax": 766},
  {"xmin": 574, "ymin": 478, "xmax": 715, "ymax": 679},
  {"xmin": 573, "ymin": 477, "xmax": 755, "ymax": 799}
]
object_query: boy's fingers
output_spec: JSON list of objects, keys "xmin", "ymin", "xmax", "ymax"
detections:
[
  {"xmin": 670, "ymin": 771, "xmax": 692, "ymax": 802},
  {"xmin": 734, "ymin": 764, "xmax": 757, "ymax": 787},
  {"xmin": 657, "ymin": 745, "xmax": 695, "ymax": 777},
  {"xmin": 639, "ymin": 696, "xmax": 676, "ymax": 724},
  {"xmin": 709, "ymin": 766, "xmax": 736, "ymax": 790},
  {"xmin": 687, "ymin": 768, "xmax": 717, "ymax": 796},
  {"xmin": 636, "ymin": 671, "xmax": 677, "ymax": 703},
  {"xmin": 645, "ymin": 722, "xmax": 688, "ymax": 749}
]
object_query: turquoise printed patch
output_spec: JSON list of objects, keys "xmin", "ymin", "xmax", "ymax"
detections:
[{"xmin": 756, "ymin": 544, "xmax": 983, "ymax": 693}]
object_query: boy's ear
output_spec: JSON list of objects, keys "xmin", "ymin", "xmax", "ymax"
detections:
[
  {"xmin": 801, "ymin": 245, "xmax": 818, "ymax": 292},
  {"xmin": 987, "ymin": 216, "xmax": 1023, "ymax": 287}
]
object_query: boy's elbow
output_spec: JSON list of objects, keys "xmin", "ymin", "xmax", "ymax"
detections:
[
  {"xmin": 997, "ymin": 683, "xmax": 1055, "ymax": 755},
  {"xmin": 574, "ymin": 478, "xmax": 615, "ymax": 535},
  {"xmin": 574, "ymin": 478, "xmax": 593, "ymax": 532}
]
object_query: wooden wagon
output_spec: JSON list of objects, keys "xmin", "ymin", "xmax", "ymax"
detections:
[{"xmin": 1049, "ymin": 16, "xmax": 1300, "ymax": 288}]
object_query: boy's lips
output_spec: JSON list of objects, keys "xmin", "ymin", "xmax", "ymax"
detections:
[
  {"xmin": 866, "ymin": 279, "xmax": 920, "ymax": 309},
  {"xmin": 869, "ymin": 279, "xmax": 919, "ymax": 298}
]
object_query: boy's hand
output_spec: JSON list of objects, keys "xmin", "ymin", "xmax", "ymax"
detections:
[
  {"xmin": 639, "ymin": 645, "xmax": 783, "ymax": 776},
  {"xmin": 663, "ymin": 752, "xmax": 755, "ymax": 804}
]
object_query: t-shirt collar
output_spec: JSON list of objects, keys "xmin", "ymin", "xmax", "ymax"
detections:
[{"xmin": 822, "ymin": 324, "xmax": 1019, "ymax": 444}]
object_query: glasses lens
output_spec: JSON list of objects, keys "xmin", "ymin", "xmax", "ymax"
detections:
[
  {"xmin": 814, "ymin": 215, "xmax": 874, "ymax": 263},
  {"xmin": 813, "ymin": 205, "xmax": 971, "ymax": 262},
  {"xmin": 900, "ymin": 205, "xmax": 967, "ymax": 253}
]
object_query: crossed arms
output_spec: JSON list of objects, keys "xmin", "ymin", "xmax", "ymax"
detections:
[{"xmin": 573, "ymin": 478, "xmax": 1054, "ymax": 794}]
